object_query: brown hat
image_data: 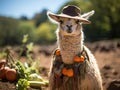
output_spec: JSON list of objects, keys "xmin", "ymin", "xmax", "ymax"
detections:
[{"xmin": 48, "ymin": 5, "xmax": 91, "ymax": 24}]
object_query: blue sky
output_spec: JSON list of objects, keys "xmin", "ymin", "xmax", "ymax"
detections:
[{"xmin": 0, "ymin": 0, "xmax": 68, "ymax": 19}]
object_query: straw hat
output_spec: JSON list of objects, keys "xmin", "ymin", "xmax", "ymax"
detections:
[{"xmin": 48, "ymin": 5, "xmax": 91, "ymax": 24}]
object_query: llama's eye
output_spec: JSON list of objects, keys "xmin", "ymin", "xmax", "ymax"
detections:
[
  {"xmin": 76, "ymin": 20, "xmax": 80, "ymax": 24},
  {"xmin": 59, "ymin": 20, "xmax": 63, "ymax": 24}
]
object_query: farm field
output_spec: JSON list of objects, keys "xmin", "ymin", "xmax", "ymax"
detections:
[{"xmin": 0, "ymin": 40, "xmax": 120, "ymax": 90}]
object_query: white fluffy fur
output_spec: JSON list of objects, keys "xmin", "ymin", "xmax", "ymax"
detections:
[{"xmin": 48, "ymin": 9, "xmax": 103, "ymax": 90}]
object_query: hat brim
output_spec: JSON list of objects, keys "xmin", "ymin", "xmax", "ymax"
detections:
[{"xmin": 48, "ymin": 12, "xmax": 91, "ymax": 24}]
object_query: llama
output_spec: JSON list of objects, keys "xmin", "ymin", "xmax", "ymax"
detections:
[{"xmin": 47, "ymin": 5, "xmax": 103, "ymax": 90}]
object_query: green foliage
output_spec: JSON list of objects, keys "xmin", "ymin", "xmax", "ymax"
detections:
[
  {"xmin": 20, "ymin": 16, "xmax": 28, "ymax": 21},
  {"xmin": 16, "ymin": 79, "xmax": 30, "ymax": 90},
  {"xmin": 33, "ymin": 9, "xmax": 48, "ymax": 27},
  {"xmin": 0, "ymin": 0, "xmax": 120, "ymax": 45},
  {"xmin": 0, "ymin": 15, "xmax": 57, "ymax": 45},
  {"xmin": 22, "ymin": 34, "xmax": 29, "ymax": 44},
  {"xmin": 0, "ymin": 35, "xmax": 49, "ymax": 89},
  {"xmin": 0, "ymin": 17, "xmax": 35, "ymax": 46},
  {"xmin": 17, "ymin": 20, "xmax": 35, "ymax": 42},
  {"xmin": 15, "ymin": 61, "xmax": 30, "ymax": 79},
  {"xmin": 0, "ymin": 52, "xmax": 7, "ymax": 59},
  {"xmin": 0, "ymin": 16, "xmax": 20, "ymax": 45},
  {"xmin": 35, "ymin": 22, "xmax": 57, "ymax": 44},
  {"xmin": 26, "ymin": 42, "xmax": 33, "ymax": 53},
  {"xmin": 90, "ymin": 0, "xmax": 120, "ymax": 39}
]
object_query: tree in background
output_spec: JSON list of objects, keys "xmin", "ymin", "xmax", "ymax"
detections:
[
  {"xmin": 35, "ymin": 22, "xmax": 57, "ymax": 44},
  {"xmin": 0, "ymin": 17, "xmax": 19, "ymax": 45},
  {"xmin": 33, "ymin": 9, "xmax": 48, "ymax": 27},
  {"xmin": 0, "ymin": 16, "xmax": 35, "ymax": 46},
  {"xmin": 0, "ymin": 0, "xmax": 120, "ymax": 45},
  {"xmin": 20, "ymin": 16, "xmax": 28, "ymax": 21},
  {"xmin": 90, "ymin": 0, "xmax": 120, "ymax": 39}
]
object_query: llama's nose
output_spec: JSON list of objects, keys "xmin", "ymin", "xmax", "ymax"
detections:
[{"xmin": 66, "ymin": 25, "xmax": 72, "ymax": 30}]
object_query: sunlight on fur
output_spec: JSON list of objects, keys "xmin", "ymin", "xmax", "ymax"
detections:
[{"xmin": 48, "ymin": 5, "xmax": 103, "ymax": 90}]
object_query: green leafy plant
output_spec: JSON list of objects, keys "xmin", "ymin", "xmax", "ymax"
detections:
[
  {"xmin": 0, "ymin": 35, "xmax": 49, "ymax": 90},
  {"xmin": 16, "ymin": 79, "xmax": 30, "ymax": 90}
]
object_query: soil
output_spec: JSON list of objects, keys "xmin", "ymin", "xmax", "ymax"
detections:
[{"xmin": 0, "ymin": 40, "xmax": 120, "ymax": 90}]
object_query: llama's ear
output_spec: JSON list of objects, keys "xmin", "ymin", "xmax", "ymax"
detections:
[
  {"xmin": 47, "ymin": 11, "xmax": 59, "ymax": 23},
  {"xmin": 81, "ymin": 10, "xmax": 95, "ymax": 19}
]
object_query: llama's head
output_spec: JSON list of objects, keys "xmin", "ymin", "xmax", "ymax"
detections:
[{"xmin": 48, "ymin": 5, "xmax": 94, "ymax": 36}]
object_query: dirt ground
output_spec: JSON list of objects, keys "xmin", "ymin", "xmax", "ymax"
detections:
[{"xmin": 0, "ymin": 40, "xmax": 120, "ymax": 90}]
